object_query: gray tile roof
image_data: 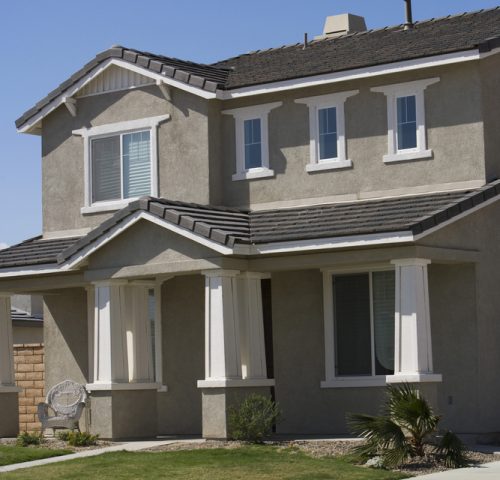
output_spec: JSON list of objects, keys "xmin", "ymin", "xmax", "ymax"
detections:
[
  {"xmin": 0, "ymin": 236, "xmax": 82, "ymax": 268},
  {"xmin": 11, "ymin": 307, "xmax": 43, "ymax": 326},
  {"xmin": 1, "ymin": 180, "xmax": 499, "ymax": 270},
  {"xmin": 15, "ymin": 7, "xmax": 500, "ymax": 129}
]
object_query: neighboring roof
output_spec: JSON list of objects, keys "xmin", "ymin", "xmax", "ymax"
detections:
[
  {"xmin": 1, "ymin": 180, "xmax": 499, "ymax": 271},
  {"xmin": 0, "ymin": 236, "xmax": 82, "ymax": 269},
  {"xmin": 11, "ymin": 307, "xmax": 43, "ymax": 327},
  {"xmin": 15, "ymin": 7, "xmax": 500, "ymax": 129}
]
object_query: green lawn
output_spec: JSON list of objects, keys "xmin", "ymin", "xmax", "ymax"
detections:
[
  {"xmin": 0, "ymin": 445, "xmax": 71, "ymax": 466},
  {"xmin": 0, "ymin": 445, "xmax": 409, "ymax": 479}
]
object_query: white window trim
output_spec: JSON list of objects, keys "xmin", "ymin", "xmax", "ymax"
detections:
[
  {"xmin": 371, "ymin": 78, "xmax": 439, "ymax": 163},
  {"xmin": 222, "ymin": 102, "xmax": 282, "ymax": 181},
  {"xmin": 295, "ymin": 90, "xmax": 358, "ymax": 172},
  {"xmin": 321, "ymin": 264, "xmax": 395, "ymax": 389},
  {"xmin": 73, "ymin": 114, "xmax": 169, "ymax": 214}
]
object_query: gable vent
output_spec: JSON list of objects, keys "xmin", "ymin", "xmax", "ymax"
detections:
[{"xmin": 77, "ymin": 64, "xmax": 155, "ymax": 97}]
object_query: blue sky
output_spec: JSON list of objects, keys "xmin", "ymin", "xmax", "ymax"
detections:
[{"xmin": 0, "ymin": 0, "xmax": 498, "ymax": 247}]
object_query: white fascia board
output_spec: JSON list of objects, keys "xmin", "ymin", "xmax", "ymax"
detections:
[
  {"xmin": 0, "ymin": 264, "xmax": 69, "ymax": 278},
  {"xmin": 65, "ymin": 210, "xmax": 235, "ymax": 269},
  {"xmin": 17, "ymin": 58, "xmax": 215, "ymax": 134},
  {"xmin": 216, "ymin": 49, "xmax": 480, "ymax": 100},
  {"xmin": 246, "ymin": 231, "xmax": 415, "ymax": 255}
]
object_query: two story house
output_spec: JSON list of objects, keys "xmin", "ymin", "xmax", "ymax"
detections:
[{"xmin": 1, "ymin": 7, "xmax": 500, "ymax": 440}]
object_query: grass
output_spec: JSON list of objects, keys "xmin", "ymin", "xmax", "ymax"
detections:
[
  {"xmin": 0, "ymin": 445, "xmax": 409, "ymax": 479},
  {"xmin": 0, "ymin": 445, "xmax": 71, "ymax": 466}
]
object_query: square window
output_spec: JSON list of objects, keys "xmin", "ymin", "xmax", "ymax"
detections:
[{"xmin": 91, "ymin": 130, "xmax": 152, "ymax": 203}]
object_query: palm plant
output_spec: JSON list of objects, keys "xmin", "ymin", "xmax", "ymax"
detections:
[{"xmin": 347, "ymin": 383, "xmax": 467, "ymax": 468}]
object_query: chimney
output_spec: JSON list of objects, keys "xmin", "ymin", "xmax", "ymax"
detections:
[
  {"xmin": 314, "ymin": 13, "xmax": 367, "ymax": 40},
  {"xmin": 404, "ymin": 0, "xmax": 414, "ymax": 30}
]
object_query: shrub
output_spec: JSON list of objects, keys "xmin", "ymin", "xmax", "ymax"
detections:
[
  {"xmin": 228, "ymin": 394, "xmax": 281, "ymax": 443},
  {"xmin": 16, "ymin": 431, "xmax": 44, "ymax": 447},
  {"xmin": 56, "ymin": 430, "xmax": 71, "ymax": 442},
  {"xmin": 66, "ymin": 431, "xmax": 99, "ymax": 447},
  {"xmin": 347, "ymin": 383, "xmax": 467, "ymax": 469}
]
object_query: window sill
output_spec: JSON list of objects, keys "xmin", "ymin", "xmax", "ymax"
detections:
[
  {"xmin": 86, "ymin": 382, "xmax": 164, "ymax": 392},
  {"xmin": 232, "ymin": 168, "xmax": 275, "ymax": 181},
  {"xmin": 197, "ymin": 378, "xmax": 276, "ymax": 388},
  {"xmin": 321, "ymin": 377, "xmax": 387, "ymax": 388},
  {"xmin": 81, "ymin": 198, "xmax": 140, "ymax": 215},
  {"xmin": 383, "ymin": 149, "xmax": 433, "ymax": 163},
  {"xmin": 306, "ymin": 159, "xmax": 352, "ymax": 173}
]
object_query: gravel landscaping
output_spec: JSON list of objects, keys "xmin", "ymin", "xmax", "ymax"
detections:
[
  {"xmin": 0, "ymin": 437, "xmax": 112, "ymax": 453},
  {"xmin": 146, "ymin": 438, "xmax": 498, "ymax": 476}
]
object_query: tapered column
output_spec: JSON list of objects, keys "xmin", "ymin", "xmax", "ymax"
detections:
[
  {"xmin": 237, "ymin": 273, "xmax": 268, "ymax": 380},
  {"xmin": 387, "ymin": 259, "xmax": 441, "ymax": 383},
  {"xmin": 0, "ymin": 293, "xmax": 20, "ymax": 436},
  {"xmin": 92, "ymin": 282, "xmax": 129, "ymax": 384},
  {"xmin": 203, "ymin": 270, "xmax": 242, "ymax": 381}
]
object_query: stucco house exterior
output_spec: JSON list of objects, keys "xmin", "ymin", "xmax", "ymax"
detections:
[{"xmin": 1, "ymin": 7, "xmax": 500, "ymax": 440}]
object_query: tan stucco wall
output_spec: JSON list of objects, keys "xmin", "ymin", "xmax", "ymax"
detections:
[
  {"xmin": 419, "ymin": 200, "xmax": 500, "ymax": 432},
  {"xmin": 43, "ymin": 288, "xmax": 89, "ymax": 389},
  {"xmin": 42, "ymin": 85, "xmax": 212, "ymax": 234},
  {"xmin": 157, "ymin": 275, "xmax": 204, "ymax": 434},
  {"xmin": 86, "ymin": 220, "xmax": 220, "ymax": 272},
  {"xmin": 219, "ymin": 61, "xmax": 486, "ymax": 208},
  {"xmin": 13, "ymin": 325, "xmax": 43, "ymax": 345}
]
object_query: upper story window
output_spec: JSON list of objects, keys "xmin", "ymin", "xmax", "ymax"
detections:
[
  {"xmin": 73, "ymin": 114, "xmax": 169, "ymax": 214},
  {"xmin": 372, "ymin": 78, "xmax": 440, "ymax": 163},
  {"xmin": 222, "ymin": 102, "xmax": 282, "ymax": 181},
  {"xmin": 295, "ymin": 90, "xmax": 358, "ymax": 172}
]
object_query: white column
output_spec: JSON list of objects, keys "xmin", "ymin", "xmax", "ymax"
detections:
[
  {"xmin": 237, "ymin": 273, "xmax": 268, "ymax": 380},
  {"xmin": 125, "ymin": 285, "xmax": 154, "ymax": 383},
  {"xmin": 387, "ymin": 259, "xmax": 442, "ymax": 383},
  {"xmin": 0, "ymin": 293, "xmax": 15, "ymax": 387},
  {"xmin": 202, "ymin": 270, "xmax": 242, "ymax": 382},
  {"xmin": 92, "ymin": 282, "xmax": 129, "ymax": 384}
]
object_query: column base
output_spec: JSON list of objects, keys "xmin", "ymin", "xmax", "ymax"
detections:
[
  {"xmin": 200, "ymin": 385, "xmax": 273, "ymax": 439},
  {"xmin": 386, "ymin": 373, "xmax": 442, "ymax": 383},
  {"xmin": 88, "ymin": 389, "xmax": 157, "ymax": 440},
  {"xmin": 0, "ymin": 391, "xmax": 20, "ymax": 437}
]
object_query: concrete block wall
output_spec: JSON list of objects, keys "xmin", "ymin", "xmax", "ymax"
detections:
[{"xmin": 13, "ymin": 344, "xmax": 45, "ymax": 432}]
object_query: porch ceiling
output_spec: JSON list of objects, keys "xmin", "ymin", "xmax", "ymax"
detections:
[{"xmin": 0, "ymin": 179, "xmax": 499, "ymax": 274}]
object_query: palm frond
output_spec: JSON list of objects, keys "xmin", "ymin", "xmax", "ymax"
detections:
[{"xmin": 434, "ymin": 431, "xmax": 468, "ymax": 468}]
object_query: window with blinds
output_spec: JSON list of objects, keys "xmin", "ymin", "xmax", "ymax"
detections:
[
  {"xmin": 333, "ymin": 270, "xmax": 395, "ymax": 377},
  {"xmin": 91, "ymin": 130, "xmax": 151, "ymax": 203}
]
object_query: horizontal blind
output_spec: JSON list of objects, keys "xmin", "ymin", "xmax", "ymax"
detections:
[
  {"xmin": 333, "ymin": 273, "xmax": 371, "ymax": 376},
  {"xmin": 91, "ymin": 136, "xmax": 121, "ymax": 202},
  {"xmin": 373, "ymin": 271, "xmax": 395, "ymax": 375},
  {"xmin": 123, "ymin": 131, "xmax": 151, "ymax": 198}
]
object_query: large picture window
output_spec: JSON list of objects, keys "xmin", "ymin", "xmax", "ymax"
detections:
[{"xmin": 91, "ymin": 130, "xmax": 151, "ymax": 203}]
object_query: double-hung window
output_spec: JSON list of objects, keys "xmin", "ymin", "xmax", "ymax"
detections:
[
  {"xmin": 322, "ymin": 268, "xmax": 396, "ymax": 388},
  {"xmin": 372, "ymin": 78, "xmax": 439, "ymax": 163},
  {"xmin": 222, "ymin": 102, "xmax": 282, "ymax": 181},
  {"xmin": 73, "ymin": 114, "xmax": 169, "ymax": 214},
  {"xmin": 296, "ymin": 90, "xmax": 358, "ymax": 172}
]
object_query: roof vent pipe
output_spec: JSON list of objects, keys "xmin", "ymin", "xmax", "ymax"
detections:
[{"xmin": 404, "ymin": 0, "xmax": 414, "ymax": 30}]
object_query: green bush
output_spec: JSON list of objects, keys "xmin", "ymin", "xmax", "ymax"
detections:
[
  {"xmin": 56, "ymin": 430, "xmax": 72, "ymax": 442},
  {"xmin": 228, "ymin": 394, "xmax": 281, "ymax": 443},
  {"xmin": 16, "ymin": 431, "xmax": 44, "ymax": 447},
  {"xmin": 347, "ymin": 383, "xmax": 467, "ymax": 469},
  {"xmin": 65, "ymin": 431, "xmax": 99, "ymax": 447}
]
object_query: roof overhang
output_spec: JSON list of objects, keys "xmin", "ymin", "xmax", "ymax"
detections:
[
  {"xmin": 17, "ymin": 58, "xmax": 218, "ymax": 135},
  {"xmin": 17, "ymin": 46, "xmax": 500, "ymax": 134}
]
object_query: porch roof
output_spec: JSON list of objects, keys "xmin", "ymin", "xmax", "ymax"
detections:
[{"xmin": 1, "ymin": 180, "xmax": 499, "ymax": 270}]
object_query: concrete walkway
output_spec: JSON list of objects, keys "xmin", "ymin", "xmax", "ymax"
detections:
[
  {"xmin": 0, "ymin": 438, "xmax": 205, "ymax": 473},
  {"xmin": 416, "ymin": 461, "xmax": 500, "ymax": 478}
]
